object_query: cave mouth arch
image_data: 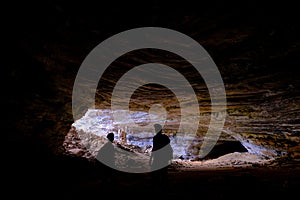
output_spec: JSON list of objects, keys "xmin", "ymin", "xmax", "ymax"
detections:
[{"xmin": 64, "ymin": 108, "xmax": 282, "ymax": 172}]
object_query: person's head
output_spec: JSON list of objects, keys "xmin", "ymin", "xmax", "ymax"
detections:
[
  {"xmin": 107, "ymin": 132, "xmax": 114, "ymax": 142},
  {"xmin": 154, "ymin": 124, "xmax": 162, "ymax": 134}
]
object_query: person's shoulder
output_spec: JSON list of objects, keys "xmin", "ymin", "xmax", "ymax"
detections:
[
  {"xmin": 101, "ymin": 141, "xmax": 114, "ymax": 149},
  {"xmin": 162, "ymin": 134, "xmax": 170, "ymax": 142}
]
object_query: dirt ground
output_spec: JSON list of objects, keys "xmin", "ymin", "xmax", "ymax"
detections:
[
  {"xmin": 62, "ymin": 163, "xmax": 300, "ymax": 199},
  {"xmin": 57, "ymin": 154, "xmax": 300, "ymax": 199}
]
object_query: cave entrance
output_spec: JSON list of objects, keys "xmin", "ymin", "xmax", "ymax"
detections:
[
  {"xmin": 68, "ymin": 109, "xmax": 250, "ymax": 161},
  {"xmin": 65, "ymin": 109, "xmax": 278, "ymax": 170},
  {"xmin": 200, "ymin": 138, "xmax": 248, "ymax": 161}
]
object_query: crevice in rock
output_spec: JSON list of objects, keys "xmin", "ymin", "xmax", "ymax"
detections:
[{"xmin": 200, "ymin": 140, "xmax": 248, "ymax": 161}]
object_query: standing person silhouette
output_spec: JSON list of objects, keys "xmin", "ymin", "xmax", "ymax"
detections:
[
  {"xmin": 149, "ymin": 124, "xmax": 173, "ymax": 194},
  {"xmin": 96, "ymin": 132, "xmax": 116, "ymax": 187}
]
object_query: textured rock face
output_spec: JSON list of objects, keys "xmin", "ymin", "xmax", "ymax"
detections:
[
  {"xmin": 224, "ymin": 86, "xmax": 300, "ymax": 159},
  {"xmin": 63, "ymin": 25, "xmax": 300, "ymax": 163}
]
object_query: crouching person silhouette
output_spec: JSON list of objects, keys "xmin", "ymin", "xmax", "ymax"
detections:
[
  {"xmin": 96, "ymin": 132, "xmax": 116, "ymax": 188},
  {"xmin": 149, "ymin": 124, "xmax": 173, "ymax": 195}
]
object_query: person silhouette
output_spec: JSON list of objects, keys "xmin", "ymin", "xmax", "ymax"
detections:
[
  {"xmin": 96, "ymin": 132, "xmax": 116, "ymax": 187},
  {"xmin": 149, "ymin": 124, "xmax": 173, "ymax": 194}
]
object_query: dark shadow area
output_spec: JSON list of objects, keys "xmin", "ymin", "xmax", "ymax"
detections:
[{"xmin": 202, "ymin": 140, "xmax": 248, "ymax": 160}]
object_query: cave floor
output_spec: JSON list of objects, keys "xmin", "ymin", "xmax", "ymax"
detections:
[
  {"xmin": 14, "ymin": 155, "xmax": 298, "ymax": 199},
  {"xmin": 61, "ymin": 162, "xmax": 300, "ymax": 199}
]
